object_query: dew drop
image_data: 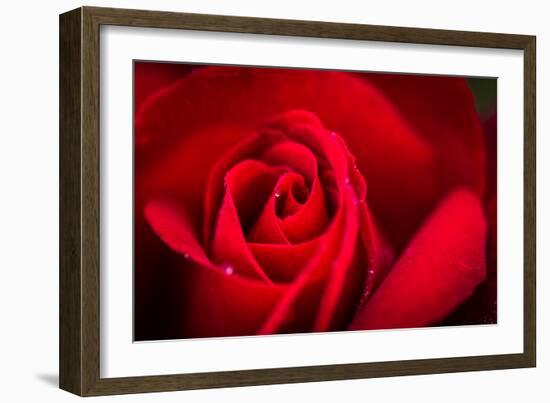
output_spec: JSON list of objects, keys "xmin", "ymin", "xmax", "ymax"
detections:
[
  {"xmin": 274, "ymin": 189, "xmax": 282, "ymax": 198},
  {"xmin": 329, "ymin": 131, "xmax": 338, "ymax": 139},
  {"xmin": 344, "ymin": 176, "xmax": 351, "ymax": 186},
  {"xmin": 223, "ymin": 264, "xmax": 234, "ymax": 276},
  {"xmin": 183, "ymin": 252, "xmax": 190, "ymax": 259}
]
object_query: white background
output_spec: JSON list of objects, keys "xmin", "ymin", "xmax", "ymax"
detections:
[{"xmin": 0, "ymin": 0, "xmax": 546, "ymax": 402}]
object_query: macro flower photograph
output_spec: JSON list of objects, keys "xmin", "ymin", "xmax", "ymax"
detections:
[{"xmin": 133, "ymin": 63, "xmax": 497, "ymax": 341}]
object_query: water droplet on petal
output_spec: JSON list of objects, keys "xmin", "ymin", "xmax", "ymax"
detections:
[
  {"xmin": 344, "ymin": 176, "xmax": 351, "ymax": 186},
  {"xmin": 368, "ymin": 269, "xmax": 375, "ymax": 275},
  {"xmin": 329, "ymin": 131, "xmax": 338, "ymax": 139},
  {"xmin": 274, "ymin": 189, "xmax": 282, "ymax": 198},
  {"xmin": 223, "ymin": 264, "xmax": 234, "ymax": 276},
  {"xmin": 183, "ymin": 252, "xmax": 190, "ymax": 259}
]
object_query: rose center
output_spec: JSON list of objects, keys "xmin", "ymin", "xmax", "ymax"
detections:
[{"xmin": 274, "ymin": 173, "xmax": 310, "ymax": 219}]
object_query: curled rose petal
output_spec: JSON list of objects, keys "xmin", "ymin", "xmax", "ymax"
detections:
[
  {"xmin": 246, "ymin": 188, "xmax": 290, "ymax": 244},
  {"xmin": 247, "ymin": 170, "xmax": 329, "ymax": 244},
  {"xmin": 349, "ymin": 189, "xmax": 487, "ymax": 330},
  {"xmin": 261, "ymin": 141, "xmax": 318, "ymax": 186},
  {"xmin": 144, "ymin": 199, "xmax": 212, "ymax": 268},
  {"xmin": 223, "ymin": 159, "xmax": 286, "ymax": 230},
  {"xmin": 278, "ymin": 172, "xmax": 329, "ymax": 243},
  {"xmin": 211, "ymin": 190, "xmax": 274, "ymax": 283},
  {"xmin": 444, "ymin": 111, "xmax": 498, "ymax": 325},
  {"xmin": 209, "ymin": 159, "xmax": 285, "ymax": 282},
  {"xmin": 136, "ymin": 67, "xmax": 442, "ymax": 251},
  {"xmin": 258, "ymin": 196, "xmax": 350, "ymax": 334},
  {"xmin": 248, "ymin": 239, "xmax": 320, "ymax": 283},
  {"xmin": 256, "ymin": 112, "xmax": 382, "ymax": 332},
  {"xmin": 176, "ymin": 262, "xmax": 287, "ymax": 338},
  {"xmin": 355, "ymin": 203, "xmax": 395, "ymax": 306},
  {"xmin": 136, "ymin": 124, "xmax": 247, "ymax": 236},
  {"xmin": 313, "ymin": 188, "xmax": 361, "ymax": 331},
  {"xmin": 143, "ymin": 199, "xmax": 288, "ymax": 337},
  {"xmin": 365, "ymin": 74, "xmax": 486, "ymax": 248},
  {"xmin": 134, "ymin": 62, "xmax": 194, "ymax": 121},
  {"xmin": 203, "ymin": 130, "xmax": 286, "ymax": 247}
]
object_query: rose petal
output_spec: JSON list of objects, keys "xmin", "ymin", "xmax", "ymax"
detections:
[
  {"xmin": 444, "ymin": 192, "xmax": 497, "ymax": 325},
  {"xmin": 365, "ymin": 73, "xmax": 486, "ymax": 247},
  {"xmin": 136, "ymin": 67, "xmax": 439, "ymax": 250},
  {"xmin": 444, "ymin": 111, "xmax": 497, "ymax": 325},
  {"xmin": 134, "ymin": 61, "xmax": 193, "ymax": 119},
  {"xmin": 248, "ymin": 238, "xmax": 320, "ymax": 283},
  {"xmin": 313, "ymin": 188, "xmax": 362, "ymax": 331},
  {"xmin": 223, "ymin": 159, "xmax": 286, "ymax": 231},
  {"xmin": 246, "ymin": 189, "xmax": 290, "ymax": 244},
  {"xmin": 279, "ymin": 181, "xmax": 306, "ymax": 217},
  {"xmin": 365, "ymin": 73, "xmax": 486, "ymax": 193},
  {"xmin": 144, "ymin": 199, "xmax": 212, "ymax": 268},
  {"xmin": 211, "ymin": 190, "xmax": 273, "ymax": 283},
  {"xmin": 177, "ymin": 261, "xmax": 286, "ymax": 338},
  {"xmin": 258, "ymin": 200, "xmax": 348, "ymax": 334},
  {"xmin": 358, "ymin": 204, "xmax": 395, "ymax": 300},
  {"xmin": 134, "ymin": 208, "xmax": 187, "ymax": 341},
  {"xmin": 252, "ymin": 110, "xmax": 371, "ymax": 331},
  {"xmin": 136, "ymin": 124, "xmax": 247, "ymax": 236},
  {"xmin": 349, "ymin": 189, "xmax": 487, "ymax": 330},
  {"xmin": 261, "ymin": 141, "xmax": 318, "ymax": 186},
  {"xmin": 203, "ymin": 131, "xmax": 285, "ymax": 246},
  {"xmin": 280, "ymin": 173, "xmax": 329, "ymax": 243},
  {"xmin": 263, "ymin": 110, "xmax": 349, "ymax": 181},
  {"xmin": 272, "ymin": 172, "xmax": 308, "ymax": 218},
  {"xmin": 142, "ymin": 199, "xmax": 288, "ymax": 338},
  {"xmin": 246, "ymin": 168, "xmax": 326, "ymax": 245}
]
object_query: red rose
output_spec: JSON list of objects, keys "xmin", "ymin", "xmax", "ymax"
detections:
[{"xmin": 134, "ymin": 64, "xmax": 493, "ymax": 340}]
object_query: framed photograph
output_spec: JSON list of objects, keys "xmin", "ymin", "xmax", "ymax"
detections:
[{"xmin": 59, "ymin": 6, "xmax": 536, "ymax": 396}]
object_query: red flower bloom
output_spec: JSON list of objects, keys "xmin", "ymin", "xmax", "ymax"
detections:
[{"xmin": 134, "ymin": 64, "xmax": 493, "ymax": 340}]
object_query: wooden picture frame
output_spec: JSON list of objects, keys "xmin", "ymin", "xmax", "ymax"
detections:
[{"xmin": 59, "ymin": 6, "xmax": 536, "ymax": 396}]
